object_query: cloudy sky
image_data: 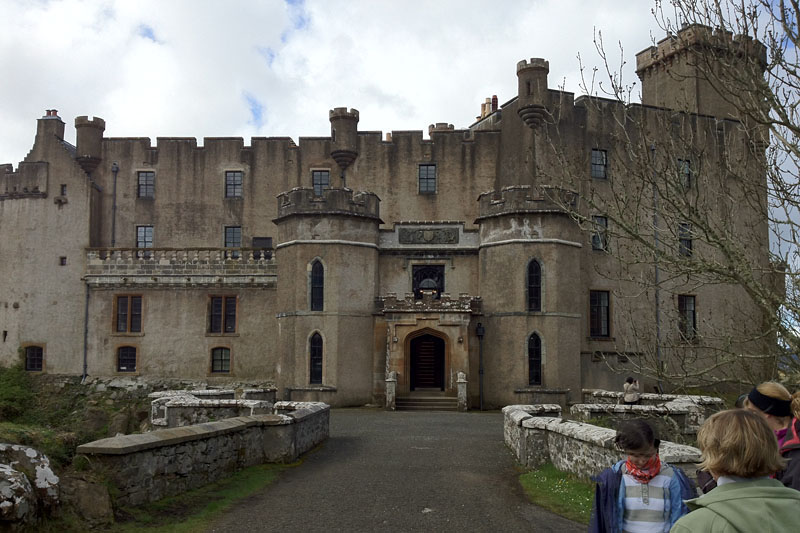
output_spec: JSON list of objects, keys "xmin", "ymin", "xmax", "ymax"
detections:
[{"xmin": 0, "ymin": 0, "xmax": 664, "ymax": 166}]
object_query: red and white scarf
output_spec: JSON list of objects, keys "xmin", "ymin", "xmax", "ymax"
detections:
[{"xmin": 625, "ymin": 455, "xmax": 662, "ymax": 484}]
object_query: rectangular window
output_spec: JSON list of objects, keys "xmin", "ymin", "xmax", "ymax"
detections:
[
  {"xmin": 678, "ymin": 222, "xmax": 693, "ymax": 257},
  {"xmin": 312, "ymin": 170, "xmax": 330, "ymax": 196},
  {"xmin": 418, "ymin": 164, "xmax": 437, "ymax": 194},
  {"xmin": 59, "ymin": 256, "xmax": 67, "ymax": 266},
  {"xmin": 117, "ymin": 346, "xmax": 137, "ymax": 372},
  {"xmin": 60, "ymin": 184, "xmax": 67, "ymax": 196},
  {"xmin": 25, "ymin": 346, "xmax": 43, "ymax": 372},
  {"xmin": 677, "ymin": 159, "xmax": 692, "ymax": 189},
  {"xmin": 591, "ymin": 149, "xmax": 607, "ymax": 179},
  {"xmin": 225, "ymin": 171, "xmax": 243, "ymax": 198},
  {"xmin": 115, "ymin": 295, "xmax": 142, "ymax": 333},
  {"xmin": 211, "ymin": 347, "xmax": 231, "ymax": 373},
  {"xmin": 138, "ymin": 171, "xmax": 155, "ymax": 198},
  {"xmin": 209, "ymin": 296, "xmax": 237, "ymax": 334},
  {"xmin": 589, "ymin": 290, "xmax": 610, "ymax": 337},
  {"xmin": 136, "ymin": 225, "xmax": 153, "ymax": 258},
  {"xmin": 678, "ymin": 295, "xmax": 697, "ymax": 339},
  {"xmin": 225, "ymin": 226, "xmax": 242, "ymax": 258},
  {"xmin": 252, "ymin": 237, "xmax": 273, "ymax": 260},
  {"xmin": 591, "ymin": 215, "xmax": 608, "ymax": 251}
]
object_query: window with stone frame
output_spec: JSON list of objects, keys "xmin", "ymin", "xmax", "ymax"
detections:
[
  {"xmin": 418, "ymin": 164, "xmax": 437, "ymax": 194},
  {"xmin": 115, "ymin": 295, "xmax": 142, "ymax": 333},
  {"xmin": 310, "ymin": 260, "xmax": 324, "ymax": 311},
  {"xmin": 209, "ymin": 296, "xmax": 237, "ymax": 334},
  {"xmin": 117, "ymin": 346, "xmax": 137, "ymax": 372},
  {"xmin": 589, "ymin": 290, "xmax": 610, "ymax": 337},
  {"xmin": 309, "ymin": 332, "xmax": 323, "ymax": 384},
  {"xmin": 312, "ymin": 170, "xmax": 330, "ymax": 196},
  {"xmin": 25, "ymin": 345, "xmax": 43, "ymax": 372},
  {"xmin": 591, "ymin": 149, "xmax": 608, "ymax": 179},
  {"xmin": 225, "ymin": 171, "xmax": 243, "ymax": 198},
  {"xmin": 224, "ymin": 226, "xmax": 242, "ymax": 259},
  {"xmin": 211, "ymin": 347, "xmax": 231, "ymax": 373},
  {"xmin": 591, "ymin": 215, "xmax": 609, "ymax": 251},
  {"xmin": 678, "ymin": 294, "xmax": 697, "ymax": 339},
  {"xmin": 136, "ymin": 225, "xmax": 153, "ymax": 258},
  {"xmin": 137, "ymin": 171, "xmax": 155, "ymax": 199},
  {"xmin": 677, "ymin": 159, "xmax": 692, "ymax": 189},
  {"xmin": 527, "ymin": 260, "xmax": 541, "ymax": 312},
  {"xmin": 528, "ymin": 333, "xmax": 542, "ymax": 385},
  {"xmin": 678, "ymin": 222, "xmax": 693, "ymax": 257},
  {"xmin": 412, "ymin": 264, "xmax": 444, "ymax": 299}
]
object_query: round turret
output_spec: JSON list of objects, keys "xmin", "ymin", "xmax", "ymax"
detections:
[
  {"xmin": 75, "ymin": 116, "xmax": 106, "ymax": 174},
  {"xmin": 329, "ymin": 107, "xmax": 359, "ymax": 171},
  {"xmin": 516, "ymin": 58, "xmax": 550, "ymax": 128}
]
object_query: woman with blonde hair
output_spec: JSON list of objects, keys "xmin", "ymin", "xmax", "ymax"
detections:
[
  {"xmin": 671, "ymin": 409, "xmax": 800, "ymax": 532},
  {"xmin": 743, "ymin": 381, "xmax": 800, "ymax": 490}
]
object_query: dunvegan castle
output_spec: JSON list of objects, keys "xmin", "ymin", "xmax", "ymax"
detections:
[{"xmin": 0, "ymin": 26, "xmax": 780, "ymax": 408}]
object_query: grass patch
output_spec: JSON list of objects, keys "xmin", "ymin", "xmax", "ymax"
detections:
[
  {"xmin": 101, "ymin": 462, "xmax": 292, "ymax": 532},
  {"xmin": 519, "ymin": 463, "xmax": 595, "ymax": 524}
]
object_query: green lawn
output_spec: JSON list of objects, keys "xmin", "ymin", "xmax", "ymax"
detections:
[{"xmin": 519, "ymin": 463, "xmax": 595, "ymax": 524}]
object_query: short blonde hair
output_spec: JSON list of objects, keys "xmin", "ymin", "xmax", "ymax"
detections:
[
  {"xmin": 743, "ymin": 381, "xmax": 800, "ymax": 419},
  {"xmin": 697, "ymin": 409, "xmax": 786, "ymax": 478}
]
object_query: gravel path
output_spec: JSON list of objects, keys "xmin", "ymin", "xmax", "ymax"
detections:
[{"xmin": 206, "ymin": 408, "xmax": 585, "ymax": 532}]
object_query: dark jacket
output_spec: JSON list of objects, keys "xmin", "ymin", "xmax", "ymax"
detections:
[{"xmin": 777, "ymin": 417, "xmax": 800, "ymax": 491}]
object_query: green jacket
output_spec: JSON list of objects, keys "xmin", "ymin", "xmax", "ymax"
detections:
[{"xmin": 670, "ymin": 478, "xmax": 800, "ymax": 533}]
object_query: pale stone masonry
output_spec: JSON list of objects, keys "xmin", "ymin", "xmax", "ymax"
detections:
[{"xmin": 0, "ymin": 24, "xmax": 780, "ymax": 408}]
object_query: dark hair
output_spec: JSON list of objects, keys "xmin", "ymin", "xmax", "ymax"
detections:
[
  {"xmin": 734, "ymin": 393, "xmax": 748, "ymax": 409},
  {"xmin": 615, "ymin": 419, "xmax": 660, "ymax": 451},
  {"xmin": 625, "ymin": 377, "xmax": 634, "ymax": 384}
]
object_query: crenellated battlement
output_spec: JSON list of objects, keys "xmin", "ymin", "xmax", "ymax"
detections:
[
  {"xmin": 74, "ymin": 116, "xmax": 106, "ymax": 129},
  {"xmin": 0, "ymin": 161, "xmax": 49, "ymax": 200},
  {"xmin": 274, "ymin": 187, "xmax": 381, "ymax": 222},
  {"xmin": 516, "ymin": 57, "xmax": 549, "ymax": 73},
  {"xmin": 476, "ymin": 185, "xmax": 576, "ymax": 220},
  {"xmin": 636, "ymin": 23, "xmax": 766, "ymax": 75},
  {"xmin": 329, "ymin": 107, "xmax": 359, "ymax": 121}
]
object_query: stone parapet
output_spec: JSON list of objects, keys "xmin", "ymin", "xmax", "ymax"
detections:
[
  {"xmin": 476, "ymin": 185, "xmax": 577, "ymax": 221},
  {"xmin": 376, "ymin": 292, "xmax": 482, "ymax": 314},
  {"xmin": 636, "ymin": 23, "xmax": 767, "ymax": 76},
  {"xmin": 85, "ymin": 248, "xmax": 276, "ymax": 288},
  {"xmin": 275, "ymin": 187, "xmax": 381, "ymax": 222},
  {"xmin": 76, "ymin": 402, "xmax": 329, "ymax": 507},
  {"xmin": 503, "ymin": 406, "xmax": 701, "ymax": 482}
]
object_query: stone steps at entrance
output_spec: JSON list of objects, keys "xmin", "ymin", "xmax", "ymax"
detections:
[{"xmin": 396, "ymin": 396, "xmax": 458, "ymax": 411}]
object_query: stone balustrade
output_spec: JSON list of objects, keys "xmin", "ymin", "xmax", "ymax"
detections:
[
  {"xmin": 503, "ymin": 405, "xmax": 701, "ymax": 482},
  {"xmin": 76, "ymin": 401, "xmax": 329, "ymax": 507},
  {"xmin": 85, "ymin": 247, "xmax": 276, "ymax": 288},
  {"xmin": 376, "ymin": 292, "xmax": 482, "ymax": 314}
]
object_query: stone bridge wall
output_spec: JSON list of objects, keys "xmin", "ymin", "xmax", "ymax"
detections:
[
  {"xmin": 503, "ymin": 405, "xmax": 701, "ymax": 481},
  {"xmin": 76, "ymin": 402, "xmax": 328, "ymax": 507},
  {"xmin": 149, "ymin": 389, "xmax": 277, "ymax": 427}
]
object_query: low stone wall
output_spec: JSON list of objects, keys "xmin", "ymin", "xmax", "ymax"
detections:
[
  {"xmin": 503, "ymin": 405, "xmax": 701, "ymax": 482},
  {"xmin": 149, "ymin": 391, "xmax": 275, "ymax": 428},
  {"xmin": 582, "ymin": 389, "xmax": 723, "ymax": 414},
  {"xmin": 76, "ymin": 401, "xmax": 328, "ymax": 507}
]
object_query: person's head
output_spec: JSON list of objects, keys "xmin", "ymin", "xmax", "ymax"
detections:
[
  {"xmin": 625, "ymin": 376, "xmax": 634, "ymax": 384},
  {"xmin": 743, "ymin": 382, "xmax": 797, "ymax": 431},
  {"xmin": 615, "ymin": 419, "xmax": 659, "ymax": 468},
  {"xmin": 734, "ymin": 393, "xmax": 748, "ymax": 409},
  {"xmin": 697, "ymin": 409, "xmax": 786, "ymax": 479}
]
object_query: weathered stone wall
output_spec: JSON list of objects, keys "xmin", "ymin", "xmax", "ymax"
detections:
[
  {"xmin": 503, "ymin": 405, "xmax": 701, "ymax": 481},
  {"xmin": 76, "ymin": 401, "xmax": 328, "ymax": 506}
]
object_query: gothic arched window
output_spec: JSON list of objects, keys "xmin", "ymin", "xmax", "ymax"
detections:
[
  {"xmin": 310, "ymin": 332, "xmax": 323, "ymax": 384},
  {"xmin": 528, "ymin": 333, "xmax": 542, "ymax": 386},
  {"xmin": 310, "ymin": 260, "xmax": 324, "ymax": 311},
  {"xmin": 527, "ymin": 260, "xmax": 541, "ymax": 312}
]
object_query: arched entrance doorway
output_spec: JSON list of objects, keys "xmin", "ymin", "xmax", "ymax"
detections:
[{"xmin": 409, "ymin": 334, "xmax": 445, "ymax": 391}]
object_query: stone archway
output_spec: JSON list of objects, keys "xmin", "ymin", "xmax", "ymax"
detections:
[{"xmin": 409, "ymin": 334, "xmax": 445, "ymax": 391}]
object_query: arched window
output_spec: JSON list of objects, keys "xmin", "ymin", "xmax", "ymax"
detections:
[
  {"xmin": 25, "ymin": 345, "xmax": 43, "ymax": 372},
  {"xmin": 528, "ymin": 334, "xmax": 542, "ymax": 386},
  {"xmin": 310, "ymin": 333, "xmax": 323, "ymax": 384},
  {"xmin": 211, "ymin": 347, "xmax": 231, "ymax": 373},
  {"xmin": 310, "ymin": 260, "xmax": 324, "ymax": 311},
  {"xmin": 117, "ymin": 346, "xmax": 137, "ymax": 373},
  {"xmin": 527, "ymin": 260, "xmax": 541, "ymax": 312}
]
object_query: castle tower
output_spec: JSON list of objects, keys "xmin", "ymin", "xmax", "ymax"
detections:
[
  {"xmin": 476, "ymin": 186, "xmax": 582, "ymax": 409},
  {"xmin": 516, "ymin": 58, "xmax": 550, "ymax": 128},
  {"xmin": 273, "ymin": 187, "xmax": 382, "ymax": 405},
  {"xmin": 636, "ymin": 24, "xmax": 767, "ymax": 119},
  {"xmin": 329, "ymin": 107, "xmax": 359, "ymax": 183},
  {"xmin": 74, "ymin": 116, "xmax": 106, "ymax": 175}
]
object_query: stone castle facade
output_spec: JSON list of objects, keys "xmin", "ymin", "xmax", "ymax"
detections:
[{"xmin": 0, "ymin": 26, "xmax": 778, "ymax": 408}]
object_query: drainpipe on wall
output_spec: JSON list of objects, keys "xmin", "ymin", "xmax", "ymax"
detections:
[
  {"xmin": 110, "ymin": 162, "xmax": 119, "ymax": 247},
  {"xmin": 476, "ymin": 322, "xmax": 485, "ymax": 411},
  {"xmin": 81, "ymin": 282, "xmax": 90, "ymax": 383},
  {"xmin": 651, "ymin": 144, "xmax": 663, "ymax": 394}
]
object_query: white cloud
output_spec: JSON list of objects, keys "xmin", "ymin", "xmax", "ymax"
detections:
[{"xmin": 0, "ymin": 0, "xmax": 660, "ymax": 165}]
